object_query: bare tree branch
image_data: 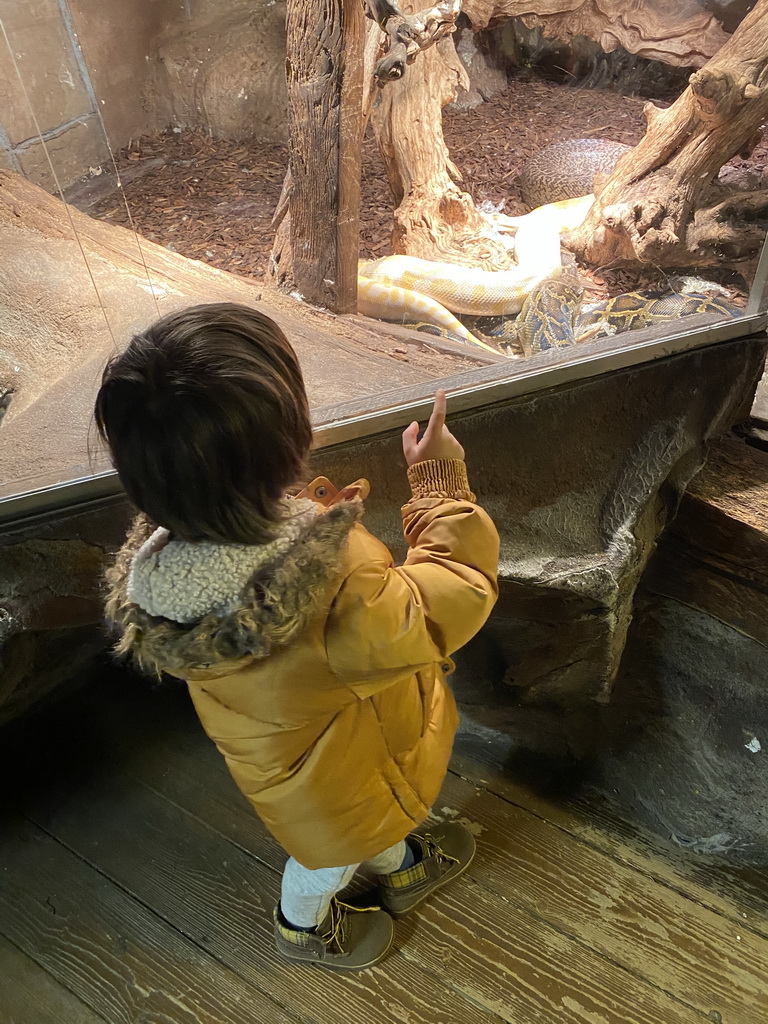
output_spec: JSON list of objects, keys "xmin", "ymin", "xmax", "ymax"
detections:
[{"xmin": 370, "ymin": 1, "xmax": 463, "ymax": 86}]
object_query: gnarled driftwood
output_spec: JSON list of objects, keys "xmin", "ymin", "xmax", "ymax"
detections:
[
  {"xmin": 365, "ymin": 0, "xmax": 463, "ymax": 84},
  {"xmin": 371, "ymin": 2, "xmax": 513, "ymax": 268},
  {"xmin": 462, "ymin": 0, "xmax": 730, "ymax": 67},
  {"xmin": 567, "ymin": 0, "xmax": 768, "ymax": 268}
]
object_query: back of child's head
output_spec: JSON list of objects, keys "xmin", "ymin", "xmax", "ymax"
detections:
[{"xmin": 95, "ymin": 303, "xmax": 312, "ymax": 545}]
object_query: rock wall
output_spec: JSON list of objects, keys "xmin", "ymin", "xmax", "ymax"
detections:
[
  {"xmin": 496, "ymin": 19, "xmax": 693, "ymax": 98},
  {"xmin": 67, "ymin": 0, "xmax": 180, "ymax": 147},
  {"xmin": 0, "ymin": 0, "xmax": 110, "ymax": 191},
  {"xmin": 451, "ymin": 425, "xmax": 768, "ymax": 864},
  {"xmin": 0, "ymin": 0, "xmax": 289, "ymax": 189},
  {"xmin": 602, "ymin": 594, "xmax": 768, "ymax": 860},
  {"xmin": 464, "ymin": 0, "xmax": 732, "ymax": 66},
  {"xmin": 152, "ymin": 0, "xmax": 289, "ymax": 143}
]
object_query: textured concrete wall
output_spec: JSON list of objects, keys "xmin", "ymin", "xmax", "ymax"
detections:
[
  {"xmin": 600, "ymin": 593, "xmax": 768, "ymax": 861},
  {"xmin": 0, "ymin": 0, "xmax": 289, "ymax": 188},
  {"xmin": 0, "ymin": 0, "xmax": 109, "ymax": 190},
  {"xmin": 66, "ymin": 0, "xmax": 178, "ymax": 147},
  {"xmin": 152, "ymin": 0, "xmax": 289, "ymax": 142}
]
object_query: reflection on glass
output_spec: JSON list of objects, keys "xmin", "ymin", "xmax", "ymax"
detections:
[{"xmin": 0, "ymin": 3, "xmax": 766, "ymax": 508}]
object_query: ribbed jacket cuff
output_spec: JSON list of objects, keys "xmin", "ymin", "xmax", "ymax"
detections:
[{"xmin": 406, "ymin": 459, "xmax": 476, "ymax": 501}]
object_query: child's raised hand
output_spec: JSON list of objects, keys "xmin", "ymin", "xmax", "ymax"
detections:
[{"xmin": 402, "ymin": 390, "xmax": 465, "ymax": 467}]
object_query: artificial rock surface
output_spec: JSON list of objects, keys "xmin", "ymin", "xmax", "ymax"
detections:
[
  {"xmin": 602, "ymin": 594, "xmax": 768, "ymax": 860},
  {"xmin": 0, "ymin": 169, "xmax": 484, "ymax": 493},
  {"xmin": 329, "ymin": 337, "xmax": 766, "ymax": 707},
  {"xmin": 153, "ymin": 0, "xmax": 290, "ymax": 143}
]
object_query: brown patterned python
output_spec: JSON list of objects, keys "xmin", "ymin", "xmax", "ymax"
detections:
[
  {"xmin": 358, "ymin": 139, "xmax": 741, "ymax": 354},
  {"xmin": 518, "ymin": 138, "xmax": 631, "ymax": 209},
  {"xmin": 506, "ymin": 264, "xmax": 741, "ymax": 356}
]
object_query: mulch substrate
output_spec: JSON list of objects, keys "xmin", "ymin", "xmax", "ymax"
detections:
[{"xmin": 88, "ymin": 74, "xmax": 764, "ymax": 307}]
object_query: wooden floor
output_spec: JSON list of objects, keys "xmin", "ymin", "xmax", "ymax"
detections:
[{"xmin": 1, "ymin": 675, "xmax": 767, "ymax": 1024}]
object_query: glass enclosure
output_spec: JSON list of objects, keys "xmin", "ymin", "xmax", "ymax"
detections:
[{"xmin": 1, "ymin": 1, "xmax": 767, "ymax": 522}]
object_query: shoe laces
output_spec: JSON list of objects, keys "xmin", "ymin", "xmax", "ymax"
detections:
[
  {"xmin": 319, "ymin": 897, "xmax": 380, "ymax": 955},
  {"xmin": 420, "ymin": 832, "xmax": 460, "ymax": 869}
]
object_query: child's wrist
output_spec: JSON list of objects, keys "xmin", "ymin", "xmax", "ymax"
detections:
[{"xmin": 407, "ymin": 459, "xmax": 475, "ymax": 501}]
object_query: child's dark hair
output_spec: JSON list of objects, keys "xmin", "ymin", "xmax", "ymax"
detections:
[{"xmin": 95, "ymin": 303, "xmax": 312, "ymax": 545}]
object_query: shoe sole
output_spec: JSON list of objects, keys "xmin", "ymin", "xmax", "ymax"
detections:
[{"xmin": 386, "ymin": 842, "xmax": 477, "ymax": 919}]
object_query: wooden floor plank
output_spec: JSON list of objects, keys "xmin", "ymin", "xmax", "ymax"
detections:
[
  {"xmin": 92, "ymin": 664, "xmax": 768, "ymax": 947},
  {"xmin": 453, "ymin": 729, "xmax": 768, "ymax": 935},
  {"xmin": 0, "ymin": 818, "xmax": 300, "ymax": 1024},
  {"xmin": 7, "ymin": 678, "xmax": 767, "ymax": 1024},
  {"xmin": 24, "ymin": 776, "xmax": 502, "ymax": 1024},
  {"xmin": 0, "ymin": 934, "xmax": 106, "ymax": 1024},
  {"xmin": 115, "ymin": 725, "xmax": 709, "ymax": 1024},
  {"xmin": 108, "ymin": 684, "xmax": 767, "ymax": 1024},
  {"xmin": 436, "ymin": 772, "xmax": 768, "ymax": 1024}
]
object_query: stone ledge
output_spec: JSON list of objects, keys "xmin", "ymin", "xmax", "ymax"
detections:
[{"xmin": 643, "ymin": 435, "xmax": 768, "ymax": 647}]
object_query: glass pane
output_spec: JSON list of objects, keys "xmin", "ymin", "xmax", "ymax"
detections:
[{"xmin": 1, "ymin": 3, "xmax": 766, "ymax": 511}]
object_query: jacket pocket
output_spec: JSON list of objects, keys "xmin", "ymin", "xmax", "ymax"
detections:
[{"xmin": 379, "ymin": 761, "xmax": 429, "ymax": 823}]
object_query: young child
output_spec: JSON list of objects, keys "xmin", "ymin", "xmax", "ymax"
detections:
[{"xmin": 96, "ymin": 303, "xmax": 499, "ymax": 971}]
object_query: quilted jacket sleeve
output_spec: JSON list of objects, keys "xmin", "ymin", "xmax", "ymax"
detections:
[{"xmin": 324, "ymin": 459, "xmax": 500, "ymax": 694}]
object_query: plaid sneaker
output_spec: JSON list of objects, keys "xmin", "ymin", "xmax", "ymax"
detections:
[
  {"xmin": 377, "ymin": 822, "xmax": 476, "ymax": 918},
  {"xmin": 274, "ymin": 897, "xmax": 394, "ymax": 971}
]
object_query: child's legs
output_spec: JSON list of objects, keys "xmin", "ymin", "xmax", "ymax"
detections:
[
  {"xmin": 363, "ymin": 840, "xmax": 408, "ymax": 876},
  {"xmin": 281, "ymin": 859, "xmax": 358, "ymax": 928},
  {"xmin": 281, "ymin": 841, "xmax": 408, "ymax": 928}
]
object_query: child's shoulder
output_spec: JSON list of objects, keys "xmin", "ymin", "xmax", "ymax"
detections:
[{"xmin": 339, "ymin": 520, "xmax": 394, "ymax": 574}]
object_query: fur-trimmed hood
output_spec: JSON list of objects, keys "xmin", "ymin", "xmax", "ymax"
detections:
[{"xmin": 105, "ymin": 499, "xmax": 362, "ymax": 680}]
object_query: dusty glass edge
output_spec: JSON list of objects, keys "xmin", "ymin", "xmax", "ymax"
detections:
[
  {"xmin": 2, "ymin": 309, "xmax": 766, "ymax": 530},
  {"xmin": 311, "ymin": 312, "xmax": 768, "ymax": 447},
  {"xmin": 747, "ymin": 227, "xmax": 768, "ymax": 315}
]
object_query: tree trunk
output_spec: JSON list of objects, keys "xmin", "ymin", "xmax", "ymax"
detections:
[
  {"xmin": 276, "ymin": 0, "xmax": 366, "ymax": 313},
  {"xmin": 372, "ymin": 7, "xmax": 512, "ymax": 269},
  {"xmin": 270, "ymin": 8, "xmax": 382, "ymax": 299},
  {"xmin": 567, "ymin": 0, "xmax": 768, "ymax": 268}
]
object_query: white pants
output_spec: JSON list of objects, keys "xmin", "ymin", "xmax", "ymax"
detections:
[{"xmin": 280, "ymin": 840, "xmax": 407, "ymax": 928}]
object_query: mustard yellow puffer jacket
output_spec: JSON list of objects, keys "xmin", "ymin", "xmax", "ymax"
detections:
[{"xmin": 106, "ymin": 459, "xmax": 499, "ymax": 868}]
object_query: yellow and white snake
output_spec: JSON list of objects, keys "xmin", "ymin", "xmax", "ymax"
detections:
[{"xmin": 357, "ymin": 195, "xmax": 594, "ymax": 354}]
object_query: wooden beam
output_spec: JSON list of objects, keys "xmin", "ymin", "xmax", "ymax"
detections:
[{"xmin": 285, "ymin": 0, "xmax": 366, "ymax": 314}]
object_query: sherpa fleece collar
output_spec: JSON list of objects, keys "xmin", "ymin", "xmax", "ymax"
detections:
[
  {"xmin": 127, "ymin": 498, "xmax": 319, "ymax": 625},
  {"xmin": 105, "ymin": 498, "xmax": 362, "ymax": 679}
]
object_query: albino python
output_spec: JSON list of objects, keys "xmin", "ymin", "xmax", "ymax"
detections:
[
  {"xmin": 358, "ymin": 194, "xmax": 590, "ymax": 352},
  {"xmin": 357, "ymin": 139, "xmax": 741, "ymax": 355}
]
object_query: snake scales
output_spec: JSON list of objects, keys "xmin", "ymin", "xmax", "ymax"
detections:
[
  {"xmin": 508, "ymin": 263, "xmax": 739, "ymax": 356},
  {"xmin": 358, "ymin": 139, "xmax": 741, "ymax": 356}
]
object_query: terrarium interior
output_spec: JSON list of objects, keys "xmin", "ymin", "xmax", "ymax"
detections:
[{"xmin": 1, "ymin": 0, "xmax": 768, "ymax": 496}]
